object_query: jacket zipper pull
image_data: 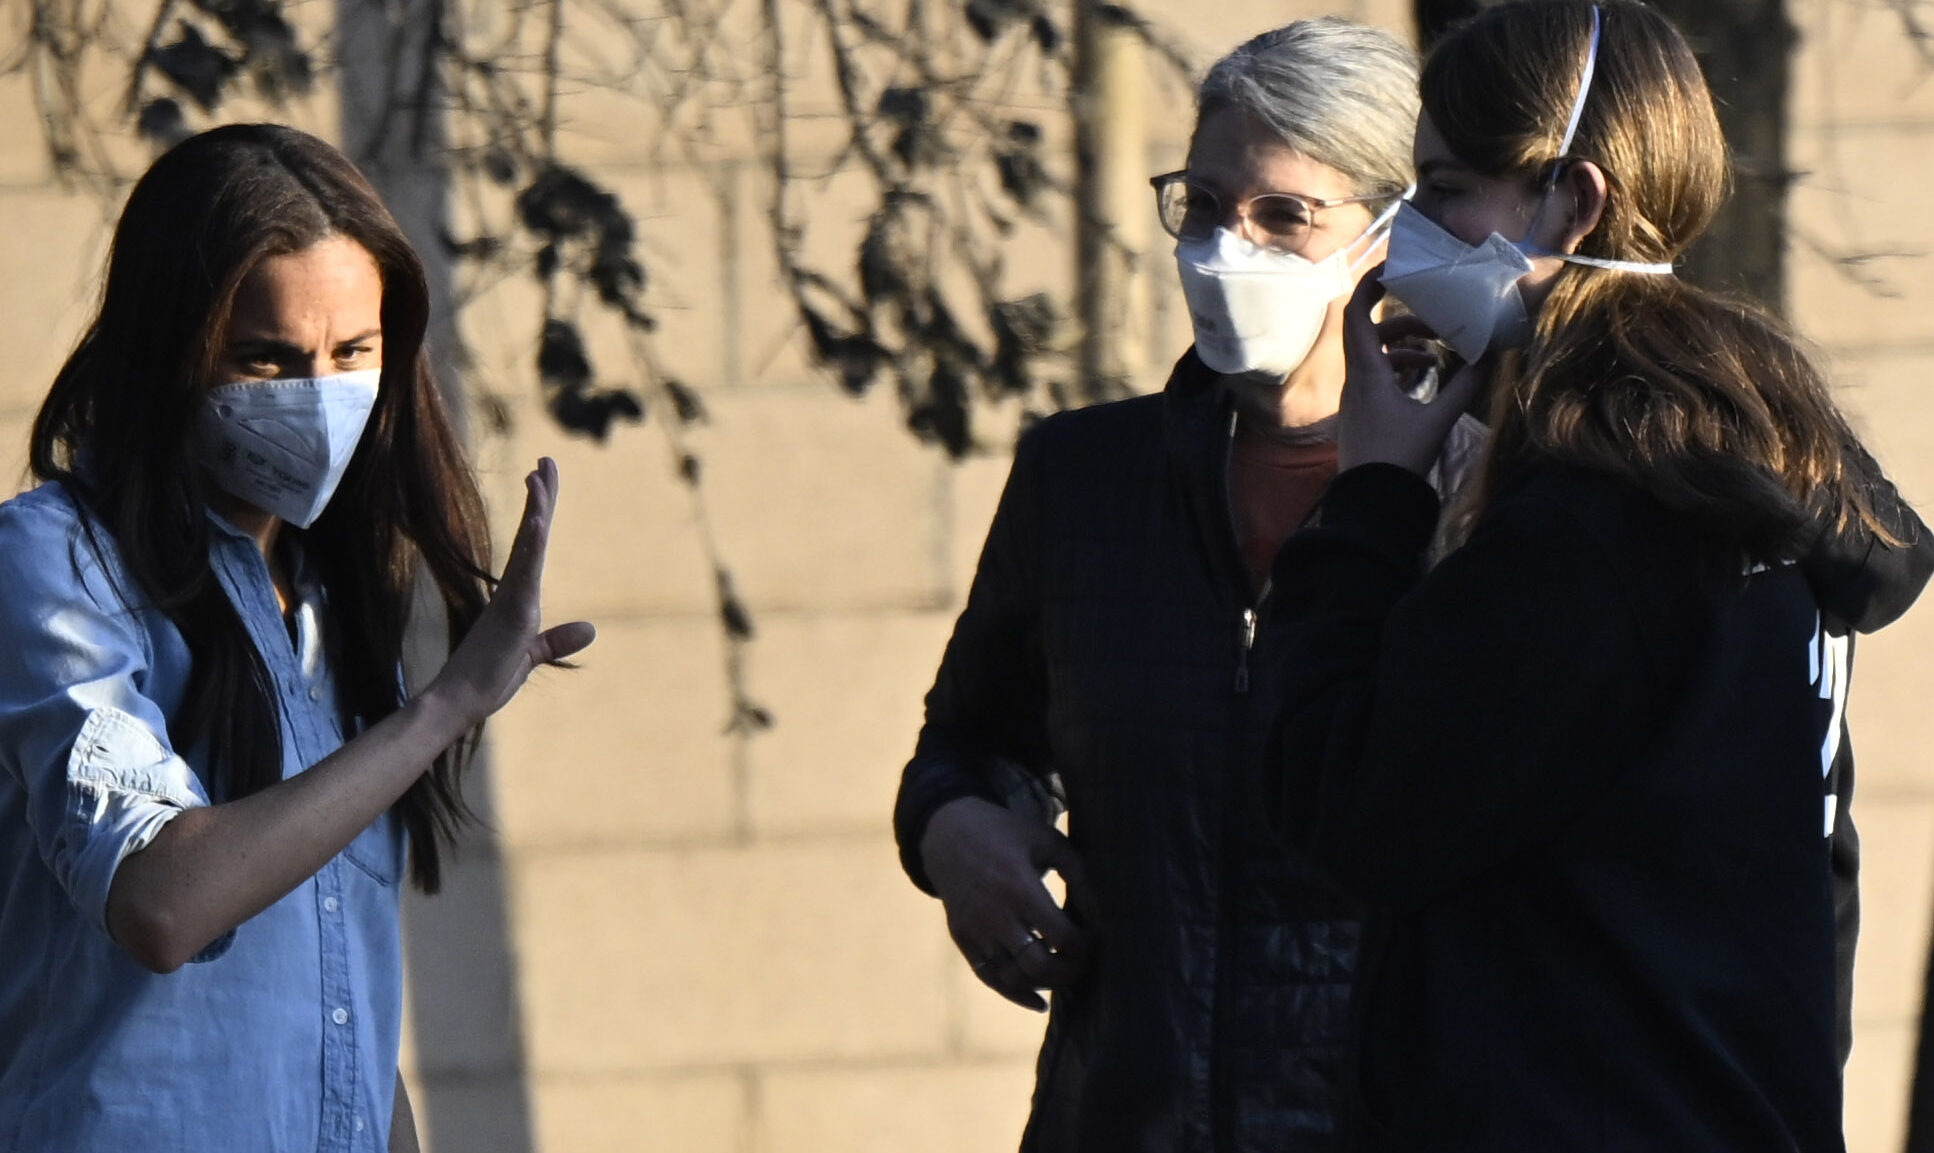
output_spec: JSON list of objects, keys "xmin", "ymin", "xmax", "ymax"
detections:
[{"xmin": 1235, "ymin": 608, "xmax": 1257, "ymax": 693}]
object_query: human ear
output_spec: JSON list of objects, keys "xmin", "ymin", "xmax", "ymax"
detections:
[{"xmin": 1540, "ymin": 160, "xmax": 1610, "ymax": 254}]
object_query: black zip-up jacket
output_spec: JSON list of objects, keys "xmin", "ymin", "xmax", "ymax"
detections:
[
  {"xmin": 1264, "ymin": 461, "xmax": 1930, "ymax": 1152},
  {"xmin": 895, "ymin": 353, "xmax": 1358, "ymax": 1151}
]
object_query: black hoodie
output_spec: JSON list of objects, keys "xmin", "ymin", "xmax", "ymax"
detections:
[{"xmin": 1263, "ymin": 458, "xmax": 1930, "ymax": 1152}]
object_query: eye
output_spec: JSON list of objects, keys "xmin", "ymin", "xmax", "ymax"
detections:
[
  {"xmin": 1178, "ymin": 189, "xmax": 1221, "ymax": 234},
  {"xmin": 229, "ymin": 353, "xmax": 282, "ymax": 378},
  {"xmin": 1250, "ymin": 196, "xmax": 1313, "ymax": 236}
]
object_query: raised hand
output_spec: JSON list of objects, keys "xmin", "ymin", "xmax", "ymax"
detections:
[
  {"xmin": 427, "ymin": 457, "xmax": 597, "ymax": 728},
  {"xmin": 921, "ymin": 796, "xmax": 1094, "ymax": 1012},
  {"xmin": 1338, "ymin": 269, "xmax": 1489, "ymax": 476}
]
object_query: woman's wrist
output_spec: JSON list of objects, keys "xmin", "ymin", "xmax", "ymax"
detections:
[{"xmin": 403, "ymin": 683, "xmax": 481, "ymax": 754}]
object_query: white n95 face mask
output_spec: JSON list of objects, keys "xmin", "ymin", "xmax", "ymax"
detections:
[
  {"xmin": 193, "ymin": 370, "xmax": 381, "ymax": 528},
  {"xmin": 1379, "ymin": 203, "xmax": 1537, "ymax": 363},
  {"xmin": 1380, "ymin": 4, "xmax": 1672, "ymax": 364},
  {"xmin": 1176, "ymin": 198, "xmax": 1401, "ymax": 380}
]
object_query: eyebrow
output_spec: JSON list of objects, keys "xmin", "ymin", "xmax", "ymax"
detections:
[
  {"xmin": 226, "ymin": 329, "xmax": 383, "ymax": 356},
  {"xmin": 1415, "ymin": 159, "xmax": 1473, "ymax": 180}
]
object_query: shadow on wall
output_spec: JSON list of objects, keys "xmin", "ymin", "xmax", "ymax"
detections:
[
  {"xmin": 335, "ymin": 1, "xmax": 537, "ymax": 1144},
  {"xmin": 401, "ymin": 761, "xmax": 538, "ymax": 1153}
]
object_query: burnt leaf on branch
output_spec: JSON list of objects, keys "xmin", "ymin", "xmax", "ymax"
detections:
[
  {"xmin": 800, "ymin": 306, "xmax": 889, "ymax": 396},
  {"xmin": 995, "ymin": 120, "xmax": 1046, "ymax": 207},
  {"xmin": 858, "ymin": 198, "xmax": 918, "ymax": 314},
  {"xmin": 136, "ymin": 98, "xmax": 192, "ymax": 147},
  {"xmin": 879, "ymin": 87, "xmax": 942, "ymax": 170},
  {"xmin": 716, "ymin": 568, "xmax": 755, "ymax": 639},
  {"xmin": 518, "ymin": 165, "xmax": 654, "ymax": 331},
  {"xmin": 990, "ymin": 293, "xmax": 1057, "ymax": 396},
  {"xmin": 148, "ymin": 23, "xmax": 239, "ymax": 111},
  {"xmin": 964, "ymin": 0, "xmax": 1035, "ymax": 41},
  {"xmin": 664, "ymin": 380, "xmax": 709, "ymax": 425},
  {"xmin": 537, "ymin": 318, "xmax": 593, "ymax": 389},
  {"xmin": 537, "ymin": 319, "xmax": 644, "ymax": 441},
  {"xmin": 189, "ymin": 0, "xmax": 313, "ymax": 100},
  {"xmin": 907, "ymin": 358, "xmax": 972, "ymax": 459}
]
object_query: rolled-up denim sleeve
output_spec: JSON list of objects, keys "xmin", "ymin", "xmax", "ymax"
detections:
[{"xmin": 0, "ymin": 497, "xmax": 211, "ymax": 940}]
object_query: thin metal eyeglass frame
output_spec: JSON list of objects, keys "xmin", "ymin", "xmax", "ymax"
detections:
[{"xmin": 1149, "ymin": 170, "xmax": 1398, "ymax": 251}]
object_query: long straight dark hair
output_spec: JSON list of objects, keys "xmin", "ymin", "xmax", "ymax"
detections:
[
  {"xmin": 1425, "ymin": 0, "xmax": 1882, "ymax": 561},
  {"xmin": 31, "ymin": 123, "xmax": 491, "ymax": 892}
]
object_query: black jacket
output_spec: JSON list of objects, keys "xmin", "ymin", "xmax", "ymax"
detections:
[
  {"xmin": 895, "ymin": 353, "xmax": 1358, "ymax": 1152},
  {"xmin": 1264, "ymin": 461, "xmax": 1930, "ymax": 1152}
]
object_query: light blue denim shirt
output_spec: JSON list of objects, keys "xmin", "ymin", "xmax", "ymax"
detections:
[{"xmin": 0, "ymin": 481, "xmax": 405, "ymax": 1152}]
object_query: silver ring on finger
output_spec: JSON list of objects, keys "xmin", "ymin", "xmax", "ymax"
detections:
[{"xmin": 1015, "ymin": 933, "xmax": 1045, "ymax": 954}]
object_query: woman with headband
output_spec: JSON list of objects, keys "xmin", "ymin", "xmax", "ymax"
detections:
[
  {"xmin": 1262, "ymin": 1, "xmax": 1928, "ymax": 1148},
  {"xmin": 891, "ymin": 20, "xmax": 1463, "ymax": 1152}
]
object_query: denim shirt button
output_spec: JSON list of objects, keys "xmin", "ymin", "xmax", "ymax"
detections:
[
  {"xmin": 308, "ymin": 685, "xmax": 322, "ymax": 702},
  {"xmin": 323, "ymin": 896, "xmax": 340, "ymax": 913},
  {"xmin": 331, "ymin": 1007, "xmax": 350, "ymax": 1026}
]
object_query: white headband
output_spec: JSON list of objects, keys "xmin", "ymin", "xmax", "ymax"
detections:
[
  {"xmin": 1549, "ymin": 5, "xmax": 1674, "ymax": 276},
  {"xmin": 1557, "ymin": 5, "xmax": 1603, "ymax": 157}
]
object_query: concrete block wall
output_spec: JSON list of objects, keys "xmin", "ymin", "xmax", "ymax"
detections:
[{"xmin": 2, "ymin": 0, "xmax": 1932, "ymax": 1149}]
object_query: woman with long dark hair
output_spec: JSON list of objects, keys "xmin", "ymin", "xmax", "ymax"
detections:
[
  {"xmin": 1264, "ymin": 2, "xmax": 1928, "ymax": 1148},
  {"xmin": 0, "ymin": 123, "xmax": 593, "ymax": 1150}
]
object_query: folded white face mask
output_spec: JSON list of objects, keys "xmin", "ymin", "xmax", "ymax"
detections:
[
  {"xmin": 1379, "ymin": 203, "xmax": 1538, "ymax": 363},
  {"xmin": 1381, "ymin": 5, "xmax": 1672, "ymax": 363},
  {"xmin": 193, "ymin": 370, "xmax": 381, "ymax": 528},
  {"xmin": 1175, "ymin": 198, "xmax": 1401, "ymax": 380}
]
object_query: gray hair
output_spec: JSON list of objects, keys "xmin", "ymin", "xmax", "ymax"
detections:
[{"xmin": 1196, "ymin": 18, "xmax": 1420, "ymax": 199}]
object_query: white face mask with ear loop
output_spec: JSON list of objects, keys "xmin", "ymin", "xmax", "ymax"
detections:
[
  {"xmin": 192, "ymin": 369, "xmax": 382, "ymax": 529},
  {"xmin": 1380, "ymin": 4, "xmax": 1674, "ymax": 363},
  {"xmin": 1177, "ymin": 192, "xmax": 1408, "ymax": 381}
]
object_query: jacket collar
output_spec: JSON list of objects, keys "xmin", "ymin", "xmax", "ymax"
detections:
[{"xmin": 1160, "ymin": 348, "xmax": 1254, "ymax": 603}]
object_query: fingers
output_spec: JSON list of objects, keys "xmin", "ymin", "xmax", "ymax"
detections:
[
  {"xmin": 1435, "ymin": 357, "xmax": 1491, "ymax": 418},
  {"xmin": 1343, "ymin": 275, "xmax": 1407, "ymax": 398},
  {"xmin": 531, "ymin": 621, "xmax": 598, "ymax": 666},
  {"xmin": 499, "ymin": 458, "xmax": 560, "ymax": 596},
  {"xmin": 1041, "ymin": 833, "xmax": 1095, "ymax": 924},
  {"xmin": 1374, "ymin": 312, "xmax": 1439, "ymax": 346},
  {"xmin": 966, "ymin": 930, "xmax": 1050, "ymax": 1012},
  {"xmin": 925, "ymin": 799, "xmax": 1094, "ymax": 1011},
  {"xmin": 951, "ymin": 833, "xmax": 1093, "ymax": 1011},
  {"xmin": 1349, "ymin": 261, "xmax": 1388, "ymax": 315}
]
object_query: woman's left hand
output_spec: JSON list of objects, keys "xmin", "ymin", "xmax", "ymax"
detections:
[
  {"xmin": 1336, "ymin": 268, "xmax": 1489, "ymax": 476},
  {"xmin": 426, "ymin": 457, "xmax": 597, "ymax": 730}
]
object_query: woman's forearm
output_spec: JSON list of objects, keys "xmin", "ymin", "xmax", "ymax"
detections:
[{"xmin": 104, "ymin": 689, "xmax": 472, "ymax": 972}]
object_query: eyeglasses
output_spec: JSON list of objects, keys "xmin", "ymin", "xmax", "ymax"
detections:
[{"xmin": 1150, "ymin": 171, "xmax": 1397, "ymax": 253}]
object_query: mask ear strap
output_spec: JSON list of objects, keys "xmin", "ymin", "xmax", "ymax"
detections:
[
  {"xmin": 1344, "ymin": 184, "xmax": 1415, "ymax": 274},
  {"xmin": 1556, "ymin": 251, "xmax": 1674, "ymax": 275}
]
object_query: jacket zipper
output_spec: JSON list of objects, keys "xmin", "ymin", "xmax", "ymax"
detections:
[
  {"xmin": 1235, "ymin": 606, "xmax": 1257, "ymax": 693},
  {"xmin": 1215, "ymin": 400, "xmax": 1270, "ymax": 1150}
]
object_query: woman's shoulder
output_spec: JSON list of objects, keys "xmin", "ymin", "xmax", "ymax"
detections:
[
  {"xmin": 0, "ymin": 482, "xmax": 132, "ymax": 609},
  {"xmin": 0, "ymin": 480, "xmax": 95, "ymax": 551},
  {"xmin": 1019, "ymin": 392, "xmax": 1165, "ymax": 454}
]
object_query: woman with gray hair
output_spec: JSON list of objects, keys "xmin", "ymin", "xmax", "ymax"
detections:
[{"xmin": 893, "ymin": 19, "xmax": 1434, "ymax": 1151}]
